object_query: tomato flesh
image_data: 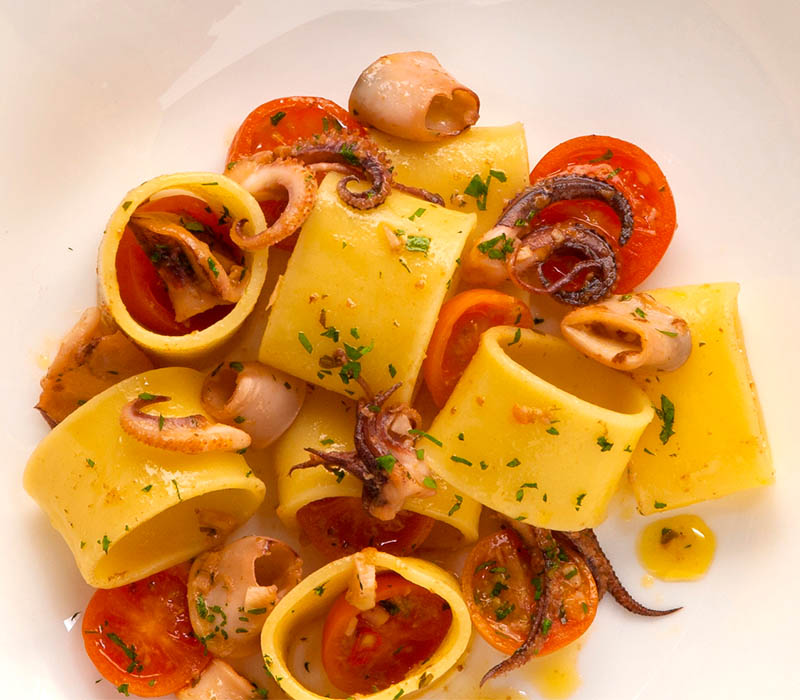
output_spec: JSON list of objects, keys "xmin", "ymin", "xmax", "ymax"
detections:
[
  {"xmin": 226, "ymin": 96, "xmax": 366, "ymax": 164},
  {"xmin": 529, "ymin": 135, "xmax": 677, "ymax": 293},
  {"xmin": 82, "ymin": 566, "xmax": 209, "ymax": 697},
  {"xmin": 115, "ymin": 195, "xmax": 238, "ymax": 335},
  {"xmin": 296, "ymin": 497, "xmax": 434, "ymax": 560},
  {"xmin": 462, "ymin": 529, "xmax": 598, "ymax": 656},
  {"xmin": 321, "ymin": 572, "xmax": 451, "ymax": 694},
  {"xmin": 423, "ymin": 289, "xmax": 534, "ymax": 407}
]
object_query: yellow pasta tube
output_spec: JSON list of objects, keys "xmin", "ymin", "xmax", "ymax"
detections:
[
  {"xmin": 261, "ymin": 549, "xmax": 471, "ymax": 700},
  {"xmin": 24, "ymin": 367, "xmax": 265, "ymax": 588},
  {"xmin": 98, "ymin": 172, "xmax": 269, "ymax": 363},
  {"xmin": 628, "ymin": 283, "xmax": 773, "ymax": 514},
  {"xmin": 370, "ymin": 124, "xmax": 529, "ymax": 245},
  {"xmin": 424, "ymin": 327, "xmax": 654, "ymax": 530},
  {"xmin": 272, "ymin": 387, "xmax": 480, "ymax": 542},
  {"xmin": 260, "ymin": 173, "xmax": 475, "ymax": 404}
]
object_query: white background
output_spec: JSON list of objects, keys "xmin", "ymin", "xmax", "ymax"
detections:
[{"xmin": 1, "ymin": 1, "xmax": 798, "ymax": 698}]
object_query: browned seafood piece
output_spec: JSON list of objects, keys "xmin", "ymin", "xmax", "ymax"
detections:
[
  {"xmin": 36, "ymin": 307, "xmax": 154, "ymax": 426},
  {"xmin": 561, "ymin": 292, "xmax": 692, "ymax": 371},
  {"xmin": 176, "ymin": 659, "xmax": 255, "ymax": 700},
  {"xmin": 227, "ymin": 153, "xmax": 318, "ymax": 249},
  {"xmin": 350, "ymin": 51, "xmax": 480, "ymax": 141},
  {"xmin": 201, "ymin": 361, "xmax": 306, "ymax": 448},
  {"xmin": 291, "ymin": 380, "xmax": 434, "ymax": 521},
  {"xmin": 127, "ymin": 211, "xmax": 246, "ymax": 321},
  {"xmin": 187, "ymin": 535, "xmax": 302, "ymax": 658},
  {"xmin": 120, "ymin": 393, "xmax": 251, "ymax": 453}
]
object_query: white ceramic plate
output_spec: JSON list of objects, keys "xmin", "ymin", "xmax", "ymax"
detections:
[{"xmin": 3, "ymin": 1, "xmax": 799, "ymax": 698}]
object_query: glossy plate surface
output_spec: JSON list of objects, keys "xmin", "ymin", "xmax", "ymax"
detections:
[{"xmin": 2, "ymin": 1, "xmax": 799, "ymax": 698}]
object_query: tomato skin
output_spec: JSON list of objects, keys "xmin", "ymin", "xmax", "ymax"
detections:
[
  {"xmin": 115, "ymin": 195, "xmax": 236, "ymax": 335},
  {"xmin": 462, "ymin": 529, "xmax": 598, "ymax": 656},
  {"xmin": 226, "ymin": 96, "xmax": 366, "ymax": 164},
  {"xmin": 423, "ymin": 289, "xmax": 534, "ymax": 407},
  {"xmin": 321, "ymin": 572, "xmax": 452, "ymax": 694},
  {"xmin": 226, "ymin": 97, "xmax": 366, "ymax": 252},
  {"xmin": 529, "ymin": 135, "xmax": 677, "ymax": 293},
  {"xmin": 82, "ymin": 566, "xmax": 210, "ymax": 697},
  {"xmin": 296, "ymin": 497, "xmax": 434, "ymax": 560}
]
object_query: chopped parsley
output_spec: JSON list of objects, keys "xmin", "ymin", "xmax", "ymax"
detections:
[
  {"xmin": 506, "ymin": 458, "xmax": 521, "ymax": 468},
  {"xmin": 654, "ymin": 500, "xmax": 667, "ymax": 509},
  {"xmin": 515, "ymin": 482, "xmax": 538, "ymax": 501},
  {"xmin": 321, "ymin": 326, "xmax": 340, "ymax": 342},
  {"xmin": 339, "ymin": 143, "xmax": 360, "ymax": 166},
  {"xmin": 408, "ymin": 429, "xmax": 443, "ymax": 447},
  {"xmin": 606, "ymin": 167, "xmax": 622, "ymax": 180},
  {"xmin": 422, "ymin": 476, "xmax": 438, "ymax": 490},
  {"xmin": 477, "ymin": 232, "xmax": 515, "ymax": 261},
  {"xmin": 234, "ymin": 415, "xmax": 246, "ymax": 424},
  {"xmin": 448, "ymin": 494, "xmax": 463, "ymax": 516},
  {"xmin": 86, "ymin": 458, "xmax": 95, "ymax": 468},
  {"xmin": 589, "ymin": 148, "xmax": 614, "ymax": 163},
  {"xmin": 138, "ymin": 392, "xmax": 157, "ymax": 401},
  {"xmin": 464, "ymin": 169, "xmax": 507, "ymax": 210},
  {"xmin": 405, "ymin": 235, "xmax": 430, "ymax": 254},
  {"xmin": 388, "ymin": 363, "xmax": 397, "ymax": 378},
  {"xmin": 100, "ymin": 535, "xmax": 111, "ymax": 554},
  {"xmin": 121, "ymin": 200, "xmax": 133, "ymax": 211},
  {"xmin": 313, "ymin": 583, "xmax": 326, "ymax": 596},
  {"xmin": 596, "ymin": 436, "xmax": 614, "ymax": 452},
  {"xmin": 508, "ymin": 327, "xmax": 522, "ymax": 346},
  {"xmin": 408, "ymin": 208, "xmax": 426, "ymax": 221},
  {"xmin": 298, "ymin": 332, "xmax": 313, "ymax": 354},
  {"xmin": 546, "ymin": 426, "xmax": 560, "ymax": 436},
  {"xmin": 658, "ymin": 329, "xmax": 678, "ymax": 337},
  {"xmin": 450, "ymin": 455, "xmax": 472, "ymax": 466},
  {"xmin": 541, "ymin": 618, "xmax": 553, "ymax": 636},
  {"xmin": 270, "ymin": 111, "xmax": 286, "ymax": 126},
  {"xmin": 495, "ymin": 601, "xmax": 515, "ymax": 620},
  {"xmin": 633, "ymin": 307, "xmax": 647, "ymax": 319},
  {"xmin": 655, "ymin": 394, "xmax": 676, "ymax": 445},
  {"xmin": 376, "ymin": 454, "xmax": 397, "ymax": 473},
  {"xmin": 575, "ymin": 493, "xmax": 586, "ymax": 510},
  {"xmin": 229, "ymin": 361, "xmax": 244, "ymax": 372},
  {"xmin": 141, "ymin": 484, "xmax": 153, "ymax": 492}
]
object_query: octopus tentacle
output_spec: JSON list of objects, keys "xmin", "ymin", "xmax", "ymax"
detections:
[
  {"xmin": 509, "ymin": 221, "xmax": 617, "ymax": 306},
  {"xmin": 227, "ymin": 154, "xmax": 318, "ymax": 249},
  {"xmin": 128, "ymin": 212, "xmax": 247, "ymax": 321},
  {"xmin": 497, "ymin": 174, "xmax": 634, "ymax": 246},
  {"xmin": 481, "ymin": 525, "xmax": 555, "ymax": 685},
  {"xmin": 462, "ymin": 173, "xmax": 633, "ymax": 291},
  {"xmin": 290, "ymin": 380, "xmax": 434, "ymax": 520},
  {"xmin": 120, "ymin": 394, "xmax": 251, "ymax": 454},
  {"xmin": 392, "ymin": 181, "xmax": 445, "ymax": 206},
  {"xmin": 289, "ymin": 134, "xmax": 393, "ymax": 210},
  {"xmin": 562, "ymin": 529, "xmax": 681, "ymax": 616}
]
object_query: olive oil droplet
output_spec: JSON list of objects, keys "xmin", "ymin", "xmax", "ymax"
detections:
[{"xmin": 637, "ymin": 514, "xmax": 715, "ymax": 581}]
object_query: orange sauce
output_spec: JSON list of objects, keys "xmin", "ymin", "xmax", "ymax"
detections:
[{"xmin": 637, "ymin": 514, "xmax": 715, "ymax": 581}]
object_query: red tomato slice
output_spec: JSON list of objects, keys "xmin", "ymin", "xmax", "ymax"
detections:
[
  {"xmin": 226, "ymin": 97, "xmax": 367, "ymax": 252},
  {"xmin": 115, "ymin": 195, "xmax": 236, "ymax": 335},
  {"xmin": 296, "ymin": 497, "xmax": 434, "ymax": 560},
  {"xmin": 529, "ymin": 135, "xmax": 677, "ymax": 293},
  {"xmin": 423, "ymin": 289, "xmax": 534, "ymax": 408},
  {"xmin": 321, "ymin": 572, "xmax": 452, "ymax": 694},
  {"xmin": 226, "ymin": 96, "xmax": 366, "ymax": 164},
  {"xmin": 82, "ymin": 566, "xmax": 210, "ymax": 697},
  {"xmin": 462, "ymin": 529, "xmax": 598, "ymax": 656}
]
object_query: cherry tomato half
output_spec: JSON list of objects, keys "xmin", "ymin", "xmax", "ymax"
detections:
[
  {"xmin": 529, "ymin": 135, "xmax": 677, "ymax": 293},
  {"xmin": 423, "ymin": 289, "xmax": 534, "ymax": 408},
  {"xmin": 82, "ymin": 565, "xmax": 209, "ymax": 697},
  {"xmin": 225, "ymin": 96, "xmax": 367, "ymax": 251},
  {"xmin": 321, "ymin": 572, "xmax": 452, "ymax": 695},
  {"xmin": 296, "ymin": 497, "xmax": 434, "ymax": 560},
  {"xmin": 462, "ymin": 529, "xmax": 598, "ymax": 656},
  {"xmin": 115, "ymin": 195, "xmax": 236, "ymax": 335}
]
